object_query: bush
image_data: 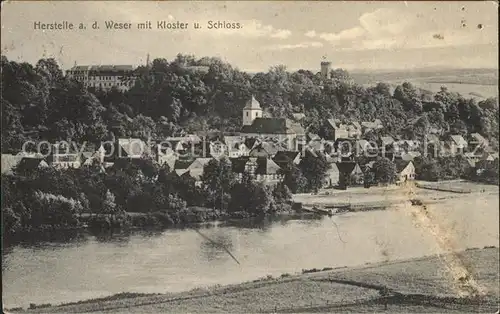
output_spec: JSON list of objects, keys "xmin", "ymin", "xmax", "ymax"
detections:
[
  {"xmin": 28, "ymin": 191, "xmax": 82, "ymax": 230},
  {"xmin": 177, "ymin": 207, "xmax": 220, "ymax": 224},
  {"xmin": 88, "ymin": 212, "xmax": 131, "ymax": 230}
]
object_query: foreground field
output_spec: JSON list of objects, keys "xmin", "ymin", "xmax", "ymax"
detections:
[{"xmin": 13, "ymin": 247, "xmax": 498, "ymax": 313}]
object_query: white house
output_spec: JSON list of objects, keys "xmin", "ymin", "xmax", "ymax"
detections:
[
  {"xmin": 447, "ymin": 135, "xmax": 468, "ymax": 154},
  {"xmin": 396, "ymin": 161, "xmax": 416, "ymax": 183},
  {"xmin": 47, "ymin": 144, "xmax": 82, "ymax": 169},
  {"xmin": 66, "ymin": 65, "xmax": 136, "ymax": 91},
  {"xmin": 223, "ymin": 136, "xmax": 250, "ymax": 158},
  {"xmin": 231, "ymin": 156, "xmax": 283, "ymax": 185},
  {"xmin": 187, "ymin": 157, "xmax": 213, "ymax": 186}
]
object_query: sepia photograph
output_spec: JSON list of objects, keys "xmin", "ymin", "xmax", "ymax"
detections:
[{"xmin": 1, "ymin": 1, "xmax": 499, "ymax": 313}]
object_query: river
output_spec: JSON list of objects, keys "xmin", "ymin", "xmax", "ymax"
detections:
[{"xmin": 2, "ymin": 195, "xmax": 499, "ymax": 309}]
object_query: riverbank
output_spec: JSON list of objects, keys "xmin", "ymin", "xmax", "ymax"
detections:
[
  {"xmin": 9, "ymin": 247, "xmax": 498, "ymax": 313},
  {"xmin": 5, "ymin": 181, "xmax": 497, "ymax": 246},
  {"xmin": 293, "ymin": 181, "xmax": 499, "ymax": 209}
]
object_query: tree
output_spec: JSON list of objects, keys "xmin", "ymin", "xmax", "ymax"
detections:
[
  {"xmin": 201, "ymin": 157, "xmax": 236, "ymax": 210},
  {"xmin": 128, "ymin": 114, "xmax": 157, "ymax": 140},
  {"xmin": 1, "ymin": 98, "xmax": 27, "ymax": 152},
  {"xmin": 166, "ymin": 193, "xmax": 187, "ymax": 211},
  {"xmin": 36, "ymin": 58, "xmax": 64, "ymax": 84},
  {"xmin": 3, "ymin": 206, "xmax": 22, "ymax": 235},
  {"xmin": 102, "ymin": 189, "xmax": 117, "ymax": 216},
  {"xmin": 393, "ymin": 82, "xmax": 422, "ymax": 113},
  {"xmin": 438, "ymin": 155, "xmax": 470, "ymax": 180},
  {"xmin": 249, "ymin": 183, "xmax": 273, "ymax": 216},
  {"xmin": 271, "ymin": 182, "xmax": 293, "ymax": 212},
  {"xmin": 414, "ymin": 157, "xmax": 442, "ymax": 181},
  {"xmin": 474, "ymin": 159, "xmax": 499, "ymax": 185},
  {"xmin": 330, "ymin": 68, "xmax": 353, "ymax": 84},
  {"xmin": 363, "ymin": 170, "xmax": 376, "ymax": 187},
  {"xmin": 31, "ymin": 191, "xmax": 81, "ymax": 228},
  {"xmin": 299, "ymin": 150, "xmax": 329, "ymax": 192},
  {"xmin": 281, "ymin": 165, "xmax": 308, "ymax": 193},
  {"xmin": 372, "ymin": 157, "xmax": 397, "ymax": 185},
  {"xmin": 229, "ymin": 175, "xmax": 273, "ymax": 216},
  {"xmin": 373, "ymin": 82, "xmax": 391, "ymax": 97}
]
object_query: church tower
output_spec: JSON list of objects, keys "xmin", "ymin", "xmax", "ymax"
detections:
[{"xmin": 242, "ymin": 96, "xmax": 263, "ymax": 126}]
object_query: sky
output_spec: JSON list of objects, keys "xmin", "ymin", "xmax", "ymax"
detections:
[{"xmin": 1, "ymin": 1, "xmax": 498, "ymax": 72}]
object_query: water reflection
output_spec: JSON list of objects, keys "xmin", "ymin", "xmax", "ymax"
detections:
[
  {"xmin": 198, "ymin": 230, "xmax": 235, "ymax": 261},
  {"xmin": 3, "ymin": 229, "xmax": 87, "ymax": 250},
  {"xmin": 92, "ymin": 230, "xmax": 133, "ymax": 245},
  {"xmin": 220, "ymin": 214, "xmax": 322, "ymax": 230}
]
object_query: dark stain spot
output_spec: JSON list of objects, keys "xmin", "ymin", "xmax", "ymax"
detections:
[
  {"xmin": 461, "ymin": 19, "xmax": 467, "ymax": 28},
  {"xmin": 477, "ymin": 24, "xmax": 483, "ymax": 29},
  {"xmin": 433, "ymin": 34, "xmax": 444, "ymax": 40},
  {"xmin": 461, "ymin": 6, "xmax": 466, "ymax": 11}
]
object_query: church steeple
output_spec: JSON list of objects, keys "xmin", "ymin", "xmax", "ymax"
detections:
[{"xmin": 243, "ymin": 95, "xmax": 263, "ymax": 126}]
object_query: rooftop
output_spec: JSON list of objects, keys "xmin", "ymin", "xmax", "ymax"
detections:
[
  {"xmin": 470, "ymin": 133, "xmax": 488, "ymax": 144},
  {"xmin": 1, "ymin": 154, "xmax": 23, "ymax": 174},
  {"xmin": 249, "ymin": 142, "xmax": 279, "ymax": 157},
  {"xmin": 244, "ymin": 96, "xmax": 262, "ymax": 110},
  {"xmin": 381, "ymin": 136, "xmax": 395, "ymax": 146},
  {"xmin": 241, "ymin": 118, "xmax": 305, "ymax": 135},
  {"xmin": 116, "ymin": 138, "xmax": 151, "ymax": 156},
  {"xmin": 69, "ymin": 65, "xmax": 135, "ymax": 72},
  {"xmin": 230, "ymin": 156, "xmax": 282, "ymax": 175},
  {"xmin": 450, "ymin": 135, "xmax": 468, "ymax": 146},
  {"xmin": 395, "ymin": 160, "xmax": 413, "ymax": 173}
]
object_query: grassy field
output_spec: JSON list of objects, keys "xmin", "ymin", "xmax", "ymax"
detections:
[
  {"xmin": 398, "ymin": 81, "xmax": 497, "ymax": 100},
  {"xmin": 415, "ymin": 180, "xmax": 499, "ymax": 193},
  {"xmin": 12, "ymin": 247, "xmax": 498, "ymax": 313},
  {"xmin": 353, "ymin": 68, "xmax": 498, "ymax": 100},
  {"xmin": 351, "ymin": 68, "xmax": 497, "ymax": 85}
]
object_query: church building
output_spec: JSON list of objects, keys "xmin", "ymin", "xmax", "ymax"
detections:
[
  {"xmin": 243, "ymin": 96, "xmax": 264, "ymax": 126},
  {"xmin": 239, "ymin": 96, "xmax": 305, "ymax": 151}
]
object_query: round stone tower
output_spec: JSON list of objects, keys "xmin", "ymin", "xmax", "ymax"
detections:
[{"xmin": 320, "ymin": 61, "xmax": 332, "ymax": 80}]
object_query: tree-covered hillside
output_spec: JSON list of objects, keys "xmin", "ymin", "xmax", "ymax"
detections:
[{"xmin": 2, "ymin": 54, "xmax": 499, "ymax": 152}]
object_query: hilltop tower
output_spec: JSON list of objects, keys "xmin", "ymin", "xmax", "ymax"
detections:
[
  {"xmin": 320, "ymin": 61, "xmax": 332, "ymax": 80},
  {"xmin": 242, "ymin": 96, "xmax": 263, "ymax": 126}
]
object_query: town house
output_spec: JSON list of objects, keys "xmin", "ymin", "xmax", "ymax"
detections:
[{"xmin": 231, "ymin": 156, "xmax": 283, "ymax": 185}]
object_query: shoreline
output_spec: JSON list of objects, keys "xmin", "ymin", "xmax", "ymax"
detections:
[
  {"xmin": 2, "ymin": 210, "xmax": 323, "ymax": 247},
  {"xmin": 10, "ymin": 246, "xmax": 499, "ymax": 313},
  {"xmin": 5, "ymin": 182, "xmax": 498, "ymax": 246}
]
